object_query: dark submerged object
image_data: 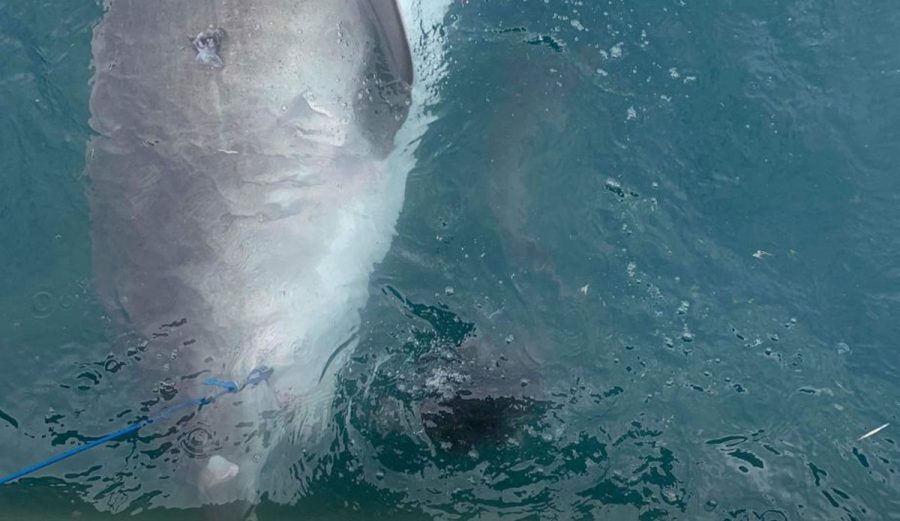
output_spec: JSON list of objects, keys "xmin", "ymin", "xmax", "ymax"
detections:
[
  {"xmin": 422, "ymin": 394, "xmax": 542, "ymax": 453},
  {"xmin": 419, "ymin": 341, "xmax": 546, "ymax": 454}
]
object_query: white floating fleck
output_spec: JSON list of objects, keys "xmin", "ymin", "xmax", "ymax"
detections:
[
  {"xmin": 752, "ymin": 250, "xmax": 771, "ymax": 259},
  {"xmin": 858, "ymin": 423, "xmax": 889, "ymax": 441},
  {"xmin": 610, "ymin": 43, "xmax": 623, "ymax": 58},
  {"xmin": 205, "ymin": 455, "xmax": 240, "ymax": 486},
  {"xmin": 580, "ymin": 284, "xmax": 590, "ymax": 295}
]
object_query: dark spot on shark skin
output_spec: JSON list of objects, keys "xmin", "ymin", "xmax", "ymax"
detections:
[
  {"xmin": 191, "ymin": 27, "xmax": 226, "ymax": 69},
  {"xmin": 162, "ymin": 317, "xmax": 187, "ymax": 329}
]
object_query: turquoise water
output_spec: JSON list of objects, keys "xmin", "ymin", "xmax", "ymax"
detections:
[{"xmin": 3, "ymin": 0, "xmax": 900, "ymax": 519}]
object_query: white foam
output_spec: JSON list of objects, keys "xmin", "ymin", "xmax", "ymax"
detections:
[{"xmin": 204, "ymin": 455, "xmax": 240, "ymax": 487}]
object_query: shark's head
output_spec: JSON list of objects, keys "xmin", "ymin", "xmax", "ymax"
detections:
[{"xmin": 88, "ymin": 0, "xmax": 414, "ymax": 512}]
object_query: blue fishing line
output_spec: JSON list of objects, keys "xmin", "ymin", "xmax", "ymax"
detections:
[{"xmin": 0, "ymin": 366, "xmax": 273, "ymax": 485}]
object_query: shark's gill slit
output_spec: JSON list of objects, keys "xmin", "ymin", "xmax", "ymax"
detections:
[{"xmin": 318, "ymin": 330, "xmax": 360, "ymax": 385}]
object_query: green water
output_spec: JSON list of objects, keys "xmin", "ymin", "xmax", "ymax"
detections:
[{"xmin": 3, "ymin": 0, "xmax": 900, "ymax": 519}]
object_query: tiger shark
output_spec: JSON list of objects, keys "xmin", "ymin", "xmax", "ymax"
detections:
[{"xmin": 86, "ymin": 0, "xmax": 415, "ymax": 509}]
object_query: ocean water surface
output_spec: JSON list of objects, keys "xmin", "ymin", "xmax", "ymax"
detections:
[{"xmin": 2, "ymin": 0, "xmax": 900, "ymax": 519}]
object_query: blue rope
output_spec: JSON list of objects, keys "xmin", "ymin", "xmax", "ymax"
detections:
[{"xmin": 0, "ymin": 366, "xmax": 273, "ymax": 485}]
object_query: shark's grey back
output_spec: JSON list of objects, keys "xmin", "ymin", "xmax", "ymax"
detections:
[{"xmin": 87, "ymin": 0, "xmax": 412, "ymax": 511}]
